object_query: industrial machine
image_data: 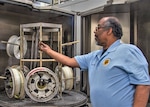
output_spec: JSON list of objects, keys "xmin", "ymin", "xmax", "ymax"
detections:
[
  {"xmin": 0, "ymin": 0, "xmax": 88, "ymax": 106},
  {"xmin": 0, "ymin": 0, "xmax": 150, "ymax": 107}
]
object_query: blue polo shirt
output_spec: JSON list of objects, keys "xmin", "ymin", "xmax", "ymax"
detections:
[{"xmin": 74, "ymin": 40, "xmax": 150, "ymax": 107}]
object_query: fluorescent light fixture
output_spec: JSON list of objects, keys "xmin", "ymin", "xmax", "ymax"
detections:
[
  {"xmin": 32, "ymin": 0, "xmax": 52, "ymax": 8},
  {"xmin": 34, "ymin": 0, "xmax": 52, "ymax": 4}
]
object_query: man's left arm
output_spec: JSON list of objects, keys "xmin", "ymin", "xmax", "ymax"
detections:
[{"xmin": 133, "ymin": 85, "xmax": 150, "ymax": 107}]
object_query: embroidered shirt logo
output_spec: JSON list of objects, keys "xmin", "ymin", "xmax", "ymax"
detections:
[{"xmin": 103, "ymin": 58, "xmax": 110, "ymax": 66}]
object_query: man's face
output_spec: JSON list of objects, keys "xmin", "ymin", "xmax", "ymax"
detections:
[{"xmin": 94, "ymin": 19, "xmax": 108, "ymax": 46}]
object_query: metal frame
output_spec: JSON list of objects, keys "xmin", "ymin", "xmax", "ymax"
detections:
[
  {"xmin": 20, "ymin": 22, "xmax": 79, "ymax": 97},
  {"xmin": 20, "ymin": 22, "xmax": 62, "ymax": 68}
]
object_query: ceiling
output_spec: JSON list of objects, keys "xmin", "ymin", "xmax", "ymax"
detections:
[{"xmin": 0, "ymin": 0, "xmax": 139, "ymax": 15}]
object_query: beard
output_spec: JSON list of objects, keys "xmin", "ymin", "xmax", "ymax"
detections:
[
  {"xmin": 95, "ymin": 35, "xmax": 99, "ymax": 45},
  {"xmin": 95, "ymin": 39, "xmax": 98, "ymax": 45},
  {"xmin": 95, "ymin": 37, "xmax": 104, "ymax": 47}
]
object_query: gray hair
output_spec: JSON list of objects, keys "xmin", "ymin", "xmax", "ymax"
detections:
[{"xmin": 104, "ymin": 17, "xmax": 123, "ymax": 39}]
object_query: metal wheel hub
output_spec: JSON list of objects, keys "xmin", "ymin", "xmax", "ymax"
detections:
[
  {"xmin": 25, "ymin": 67, "xmax": 59, "ymax": 102},
  {"xmin": 62, "ymin": 66, "xmax": 74, "ymax": 90},
  {"xmin": 6, "ymin": 35, "xmax": 27, "ymax": 59},
  {"xmin": 4, "ymin": 66, "xmax": 25, "ymax": 99}
]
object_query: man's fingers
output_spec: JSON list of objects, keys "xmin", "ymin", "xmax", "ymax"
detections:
[
  {"xmin": 39, "ymin": 41, "xmax": 44, "ymax": 46},
  {"xmin": 38, "ymin": 41, "xmax": 45, "ymax": 50}
]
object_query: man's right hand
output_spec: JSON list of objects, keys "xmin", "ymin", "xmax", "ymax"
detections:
[{"xmin": 39, "ymin": 41, "xmax": 51, "ymax": 53}]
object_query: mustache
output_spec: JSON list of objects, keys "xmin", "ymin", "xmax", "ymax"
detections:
[{"xmin": 95, "ymin": 34, "xmax": 98, "ymax": 37}]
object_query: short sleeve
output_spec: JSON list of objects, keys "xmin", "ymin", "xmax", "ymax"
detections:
[
  {"xmin": 74, "ymin": 54, "xmax": 90, "ymax": 71},
  {"xmin": 122, "ymin": 45, "xmax": 150, "ymax": 85},
  {"xmin": 74, "ymin": 51, "xmax": 99, "ymax": 71}
]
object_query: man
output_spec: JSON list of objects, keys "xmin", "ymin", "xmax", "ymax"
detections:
[{"xmin": 39, "ymin": 17, "xmax": 150, "ymax": 107}]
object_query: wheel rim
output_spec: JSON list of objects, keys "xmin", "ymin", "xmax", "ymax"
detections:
[
  {"xmin": 4, "ymin": 66, "xmax": 25, "ymax": 99},
  {"xmin": 25, "ymin": 67, "xmax": 59, "ymax": 102}
]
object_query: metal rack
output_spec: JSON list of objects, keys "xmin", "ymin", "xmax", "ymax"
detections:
[
  {"xmin": 20, "ymin": 22, "xmax": 64, "ymax": 101},
  {"xmin": 20, "ymin": 22, "xmax": 62, "ymax": 68}
]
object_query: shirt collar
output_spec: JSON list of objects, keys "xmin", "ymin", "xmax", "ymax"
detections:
[
  {"xmin": 106, "ymin": 39, "xmax": 122, "ymax": 53},
  {"xmin": 96, "ymin": 39, "xmax": 122, "ymax": 59}
]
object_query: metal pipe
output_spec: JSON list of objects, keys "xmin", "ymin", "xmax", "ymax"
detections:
[
  {"xmin": 33, "ymin": 28, "xmax": 40, "ymax": 68},
  {"xmin": 0, "ymin": 76, "xmax": 6, "ymax": 79},
  {"xmin": 30, "ymin": 31, "xmax": 36, "ymax": 70},
  {"xmin": 61, "ymin": 41, "xmax": 79, "ymax": 46},
  {"xmin": 1, "ymin": 41, "xmax": 20, "ymax": 46}
]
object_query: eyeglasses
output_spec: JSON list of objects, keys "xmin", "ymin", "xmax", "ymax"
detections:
[
  {"xmin": 96, "ymin": 24, "xmax": 111, "ymax": 31},
  {"xmin": 97, "ymin": 24, "xmax": 106, "ymax": 29}
]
